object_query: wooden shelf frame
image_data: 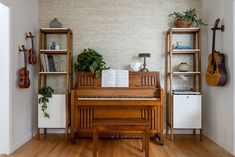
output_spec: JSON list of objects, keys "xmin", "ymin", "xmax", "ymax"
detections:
[
  {"xmin": 165, "ymin": 28, "xmax": 202, "ymax": 141},
  {"xmin": 38, "ymin": 28, "xmax": 73, "ymax": 140},
  {"xmin": 40, "ymin": 49, "xmax": 68, "ymax": 54}
]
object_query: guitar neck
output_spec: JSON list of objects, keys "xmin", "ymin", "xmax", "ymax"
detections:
[
  {"xmin": 24, "ymin": 51, "xmax": 27, "ymax": 71},
  {"xmin": 212, "ymin": 30, "xmax": 216, "ymax": 55},
  {"xmin": 31, "ymin": 38, "xmax": 34, "ymax": 50}
]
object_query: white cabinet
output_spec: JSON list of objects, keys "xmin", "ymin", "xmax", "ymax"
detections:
[
  {"xmin": 38, "ymin": 94, "xmax": 66, "ymax": 128},
  {"xmin": 173, "ymin": 95, "xmax": 201, "ymax": 129}
]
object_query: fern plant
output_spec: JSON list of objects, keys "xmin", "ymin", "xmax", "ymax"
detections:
[
  {"xmin": 74, "ymin": 48, "xmax": 109, "ymax": 77},
  {"xmin": 169, "ymin": 8, "xmax": 207, "ymax": 27},
  {"xmin": 38, "ymin": 86, "xmax": 54, "ymax": 118}
]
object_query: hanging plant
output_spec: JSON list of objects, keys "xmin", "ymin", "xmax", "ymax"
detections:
[{"xmin": 38, "ymin": 86, "xmax": 54, "ymax": 118}]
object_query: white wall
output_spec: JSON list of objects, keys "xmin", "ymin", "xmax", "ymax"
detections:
[
  {"xmin": 202, "ymin": 0, "xmax": 234, "ymax": 154},
  {"xmin": 11, "ymin": 0, "xmax": 39, "ymax": 153},
  {"xmin": 0, "ymin": 2, "xmax": 10, "ymax": 154},
  {"xmin": 0, "ymin": 0, "xmax": 38, "ymax": 154}
]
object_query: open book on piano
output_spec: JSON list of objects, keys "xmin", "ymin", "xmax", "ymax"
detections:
[
  {"xmin": 71, "ymin": 71, "xmax": 164, "ymax": 144},
  {"xmin": 102, "ymin": 70, "xmax": 129, "ymax": 87}
]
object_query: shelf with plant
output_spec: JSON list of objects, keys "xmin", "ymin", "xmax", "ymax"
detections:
[{"xmin": 169, "ymin": 8, "xmax": 207, "ymax": 28}]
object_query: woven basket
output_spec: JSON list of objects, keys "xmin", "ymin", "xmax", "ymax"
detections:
[{"xmin": 175, "ymin": 20, "xmax": 192, "ymax": 28}]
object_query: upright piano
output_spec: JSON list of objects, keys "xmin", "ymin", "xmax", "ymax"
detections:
[{"xmin": 71, "ymin": 71, "xmax": 164, "ymax": 144}]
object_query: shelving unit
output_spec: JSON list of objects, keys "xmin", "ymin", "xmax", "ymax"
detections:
[
  {"xmin": 37, "ymin": 28, "xmax": 73, "ymax": 139},
  {"xmin": 166, "ymin": 28, "xmax": 202, "ymax": 141}
]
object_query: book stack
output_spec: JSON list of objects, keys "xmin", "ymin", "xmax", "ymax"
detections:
[{"xmin": 40, "ymin": 54, "xmax": 56, "ymax": 72}]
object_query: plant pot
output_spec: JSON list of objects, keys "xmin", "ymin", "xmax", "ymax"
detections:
[{"xmin": 175, "ymin": 20, "xmax": 192, "ymax": 28}]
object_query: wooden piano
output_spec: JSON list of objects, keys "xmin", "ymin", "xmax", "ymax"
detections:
[{"xmin": 70, "ymin": 71, "xmax": 164, "ymax": 144}]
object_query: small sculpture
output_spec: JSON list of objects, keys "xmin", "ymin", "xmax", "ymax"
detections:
[{"xmin": 49, "ymin": 18, "xmax": 62, "ymax": 28}]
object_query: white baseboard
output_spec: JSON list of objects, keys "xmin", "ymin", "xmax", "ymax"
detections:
[
  {"xmin": 167, "ymin": 129, "xmax": 201, "ymax": 134},
  {"xmin": 10, "ymin": 133, "xmax": 32, "ymax": 154},
  {"xmin": 37, "ymin": 128, "xmax": 65, "ymax": 134}
]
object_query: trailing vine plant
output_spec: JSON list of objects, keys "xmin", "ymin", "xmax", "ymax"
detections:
[{"xmin": 38, "ymin": 86, "xmax": 54, "ymax": 118}]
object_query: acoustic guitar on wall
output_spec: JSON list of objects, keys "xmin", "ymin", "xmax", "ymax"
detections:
[
  {"xmin": 26, "ymin": 32, "xmax": 37, "ymax": 64},
  {"xmin": 206, "ymin": 18, "xmax": 227, "ymax": 86},
  {"xmin": 18, "ymin": 45, "xmax": 30, "ymax": 88}
]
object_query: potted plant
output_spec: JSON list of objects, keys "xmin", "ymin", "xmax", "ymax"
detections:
[
  {"xmin": 38, "ymin": 86, "xmax": 54, "ymax": 118},
  {"xmin": 74, "ymin": 48, "xmax": 109, "ymax": 77},
  {"xmin": 169, "ymin": 8, "xmax": 207, "ymax": 28}
]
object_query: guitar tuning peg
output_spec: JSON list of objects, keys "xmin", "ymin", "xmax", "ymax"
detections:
[
  {"xmin": 18, "ymin": 46, "xmax": 23, "ymax": 53},
  {"xmin": 221, "ymin": 25, "xmax": 225, "ymax": 32},
  {"xmin": 25, "ymin": 33, "xmax": 29, "ymax": 39}
]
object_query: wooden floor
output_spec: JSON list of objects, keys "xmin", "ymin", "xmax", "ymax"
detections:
[{"xmin": 2, "ymin": 134, "xmax": 234, "ymax": 157}]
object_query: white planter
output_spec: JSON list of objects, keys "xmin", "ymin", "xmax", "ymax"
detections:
[{"xmin": 38, "ymin": 94, "xmax": 66, "ymax": 128}]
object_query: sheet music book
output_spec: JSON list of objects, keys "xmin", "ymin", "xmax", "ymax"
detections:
[{"xmin": 102, "ymin": 70, "xmax": 129, "ymax": 87}]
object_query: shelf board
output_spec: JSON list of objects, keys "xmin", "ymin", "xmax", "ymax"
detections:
[
  {"xmin": 40, "ymin": 49, "xmax": 68, "ymax": 54},
  {"xmin": 171, "ymin": 49, "xmax": 200, "ymax": 54},
  {"xmin": 39, "ymin": 72, "xmax": 67, "ymax": 75},
  {"xmin": 169, "ymin": 72, "xmax": 201, "ymax": 75},
  {"xmin": 168, "ymin": 28, "xmax": 200, "ymax": 34},
  {"xmin": 40, "ymin": 28, "xmax": 72, "ymax": 34}
]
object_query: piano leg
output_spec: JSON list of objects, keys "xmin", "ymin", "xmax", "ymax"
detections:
[{"xmin": 71, "ymin": 91, "xmax": 76, "ymax": 144}]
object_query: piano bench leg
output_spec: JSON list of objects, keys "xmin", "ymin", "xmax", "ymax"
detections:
[{"xmin": 93, "ymin": 127, "xmax": 98, "ymax": 157}]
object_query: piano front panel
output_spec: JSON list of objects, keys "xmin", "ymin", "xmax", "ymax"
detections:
[
  {"xmin": 75, "ymin": 107, "xmax": 162, "ymax": 138},
  {"xmin": 76, "ymin": 71, "xmax": 160, "ymax": 89}
]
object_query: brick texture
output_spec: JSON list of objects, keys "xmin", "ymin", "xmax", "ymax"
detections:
[{"xmin": 39, "ymin": 0, "xmax": 202, "ymax": 92}]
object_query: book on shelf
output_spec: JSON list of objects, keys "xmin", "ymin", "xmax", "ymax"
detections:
[
  {"xmin": 102, "ymin": 70, "xmax": 129, "ymax": 87},
  {"xmin": 40, "ymin": 54, "xmax": 46, "ymax": 72},
  {"xmin": 47, "ymin": 55, "xmax": 56, "ymax": 72},
  {"xmin": 40, "ymin": 54, "xmax": 57, "ymax": 72},
  {"xmin": 44, "ymin": 54, "xmax": 49, "ymax": 72}
]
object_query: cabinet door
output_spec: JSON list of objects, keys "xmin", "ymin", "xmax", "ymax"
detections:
[
  {"xmin": 173, "ymin": 95, "xmax": 201, "ymax": 129},
  {"xmin": 38, "ymin": 94, "xmax": 66, "ymax": 128}
]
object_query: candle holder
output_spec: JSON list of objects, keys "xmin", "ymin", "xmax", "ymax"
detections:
[{"xmin": 139, "ymin": 53, "xmax": 151, "ymax": 72}]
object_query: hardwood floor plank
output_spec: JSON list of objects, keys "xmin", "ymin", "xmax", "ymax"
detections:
[{"xmin": 2, "ymin": 134, "xmax": 233, "ymax": 157}]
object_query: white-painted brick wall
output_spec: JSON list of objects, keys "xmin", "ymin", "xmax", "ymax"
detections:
[{"xmin": 39, "ymin": 0, "xmax": 202, "ymax": 92}]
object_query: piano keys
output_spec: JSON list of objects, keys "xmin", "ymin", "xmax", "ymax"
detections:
[{"xmin": 70, "ymin": 71, "xmax": 164, "ymax": 144}]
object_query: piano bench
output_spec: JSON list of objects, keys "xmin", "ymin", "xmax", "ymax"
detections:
[{"xmin": 92, "ymin": 118, "xmax": 150, "ymax": 157}]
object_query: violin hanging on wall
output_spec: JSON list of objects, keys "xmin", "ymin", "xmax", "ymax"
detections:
[
  {"xmin": 206, "ymin": 18, "xmax": 227, "ymax": 86},
  {"xmin": 18, "ymin": 45, "xmax": 30, "ymax": 88},
  {"xmin": 26, "ymin": 32, "xmax": 37, "ymax": 64}
]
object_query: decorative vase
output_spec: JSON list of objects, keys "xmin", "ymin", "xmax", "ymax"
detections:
[
  {"xmin": 50, "ymin": 42, "xmax": 56, "ymax": 50},
  {"xmin": 55, "ymin": 43, "xmax": 60, "ymax": 50},
  {"xmin": 49, "ymin": 18, "xmax": 62, "ymax": 28},
  {"xmin": 178, "ymin": 62, "xmax": 192, "ymax": 72},
  {"xmin": 175, "ymin": 20, "xmax": 192, "ymax": 28},
  {"xmin": 130, "ymin": 62, "xmax": 141, "ymax": 71}
]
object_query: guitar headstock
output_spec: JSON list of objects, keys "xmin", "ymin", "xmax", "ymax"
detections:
[
  {"xmin": 214, "ymin": 18, "xmax": 220, "ymax": 28},
  {"xmin": 19, "ymin": 45, "xmax": 28, "ymax": 53},
  {"xmin": 25, "ymin": 32, "xmax": 35, "ymax": 39}
]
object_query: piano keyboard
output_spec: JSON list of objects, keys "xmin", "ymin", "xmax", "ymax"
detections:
[{"xmin": 78, "ymin": 97, "xmax": 159, "ymax": 100}]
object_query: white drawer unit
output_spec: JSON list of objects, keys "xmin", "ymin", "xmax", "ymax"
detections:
[
  {"xmin": 173, "ymin": 95, "xmax": 201, "ymax": 129},
  {"xmin": 38, "ymin": 94, "xmax": 66, "ymax": 128}
]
